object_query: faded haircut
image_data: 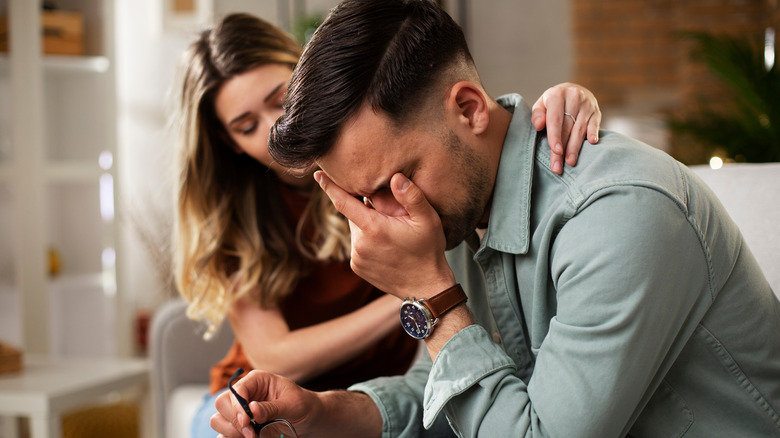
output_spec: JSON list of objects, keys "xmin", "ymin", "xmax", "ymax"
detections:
[{"xmin": 268, "ymin": 0, "xmax": 475, "ymax": 169}]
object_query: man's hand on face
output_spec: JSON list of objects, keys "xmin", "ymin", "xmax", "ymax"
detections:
[{"xmin": 315, "ymin": 170, "xmax": 457, "ymax": 300}]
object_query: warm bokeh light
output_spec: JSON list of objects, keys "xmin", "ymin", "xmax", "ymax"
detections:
[
  {"xmin": 709, "ymin": 156, "xmax": 724, "ymax": 170},
  {"xmin": 98, "ymin": 150, "xmax": 113, "ymax": 170},
  {"xmin": 766, "ymin": 28, "xmax": 776, "ymax": 71},
  {"xmin": 99, "ymin": 173, "xmax": 115, "ymax": 221}
]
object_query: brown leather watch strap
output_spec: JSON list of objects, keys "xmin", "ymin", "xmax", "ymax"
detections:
[{"xmin": 423, "ymin": 284, "xmax": 468, "ymax": 319}]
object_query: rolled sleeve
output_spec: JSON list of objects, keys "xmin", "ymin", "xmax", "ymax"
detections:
[
  {"xmin": 350, "ymin": 353, "xmax": 456, "ymax": 437},
  {"xmin": 424, "ymin": 324, "xmax": 516, "ymax": 428}
]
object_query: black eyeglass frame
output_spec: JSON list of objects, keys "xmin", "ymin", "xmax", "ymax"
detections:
[{"xmin": 228, "ymin": 368, "xmax": 298, "ymax": 436}]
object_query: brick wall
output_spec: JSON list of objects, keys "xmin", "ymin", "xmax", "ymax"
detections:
[
  {"xmin": 573, "ymin": 0, "xmax": 777, "ymax": 163},
  {"xmin": 573, "ymin": 0, "xmax": 678, "ymax": 106}
]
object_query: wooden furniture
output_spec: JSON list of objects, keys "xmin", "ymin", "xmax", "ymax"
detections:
[{"xmin": 0, "ymin": 355, "xmax": 149, "ymax": 438}]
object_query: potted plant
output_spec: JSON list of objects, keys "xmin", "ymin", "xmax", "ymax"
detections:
[{"xmin": 669, "ymin": 31, "xmax": 780, "ymax": 162}]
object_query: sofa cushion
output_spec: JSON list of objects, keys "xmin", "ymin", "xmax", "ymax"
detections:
[
  {"xmin": 690, "ymin": 163, "xmax": 780, "ymax": 296},
  {"xmin": 166, "ymin": 384, "xmax": 209, "ymax": 438}
]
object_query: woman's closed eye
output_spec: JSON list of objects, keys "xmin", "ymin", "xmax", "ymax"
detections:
[
  {"xmin": 241, "ymin": 122, "xmax": 258, "ymax": 135},
  {"xmin": 231, "ymin": 120, "xmax": 258, "ymax": 136}
]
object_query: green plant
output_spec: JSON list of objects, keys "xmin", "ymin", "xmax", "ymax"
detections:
[
  {"xmin": 292, "ymin": 13, "xmax": 323, "ymax": 46},
  {"xmin": 669, "ymin": 31, "xmax": 780, "ymax": 162}
]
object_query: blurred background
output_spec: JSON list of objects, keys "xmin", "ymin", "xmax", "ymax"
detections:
[{"xmin": 0, "ymin": 0, "xmax": 777, "ymax": 435}]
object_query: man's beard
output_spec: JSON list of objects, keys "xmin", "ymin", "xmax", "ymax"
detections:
[{"xmin": 437, "ymin": 130, "xmax": 493, "ymax": 250}]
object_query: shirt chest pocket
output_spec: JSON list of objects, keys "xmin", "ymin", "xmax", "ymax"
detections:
[{"xmin": 628, "ymin": 380, "xmax": 693, "ymax": 438}]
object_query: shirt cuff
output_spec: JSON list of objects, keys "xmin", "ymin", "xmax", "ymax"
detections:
[
  {"xmin": 423, "ymin": 324, "xmax": 516, "ymax": 428},
  {"xmin": 349, "ymin": 376, "xmax": 410, "ymax": 438}
]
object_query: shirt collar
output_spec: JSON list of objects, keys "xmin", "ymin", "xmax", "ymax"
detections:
[{"xmin": 475, "ymin": 93, "xmax": 536, "ymax": 257}]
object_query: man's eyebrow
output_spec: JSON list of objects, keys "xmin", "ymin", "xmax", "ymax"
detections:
[{"xmin": 227, "ymin": 83, "xmax": 286, "ymax": 126}]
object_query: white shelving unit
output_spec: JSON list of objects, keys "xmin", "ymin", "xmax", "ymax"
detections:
[
  {"xmin": 0, "ymin": 0, "xmax": 121, "ymax": 357},
  {"xmin": 0, "ymin": 53, "xmax": 110, "ymax": 73}
]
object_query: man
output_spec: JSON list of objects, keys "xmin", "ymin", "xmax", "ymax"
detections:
[{"xmin": 213, "ymin": 1, "xmax": 780, "ymax": 437}]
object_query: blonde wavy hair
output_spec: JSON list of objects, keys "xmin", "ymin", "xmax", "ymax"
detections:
[{"xmin": 173, "ymin": 13, "xmax": 350, "ymax": 338}]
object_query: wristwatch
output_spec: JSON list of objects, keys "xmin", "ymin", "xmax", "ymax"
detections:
[{"xmin": 399, "ymin": 284, "xmax": 468, "ymax": 339}]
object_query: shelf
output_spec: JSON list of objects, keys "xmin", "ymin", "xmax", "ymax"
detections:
[
  {"xmin": 49, "ymin": 271, "xmax": 116, "ymax": 298},
  {"xmin": 4, "ymin": 0, "xmax": 120, "ymax": 356},
  {"xmin": 49, "ymin": 272, "xmax": 103, "ymax": 291},
  {"xmin": 46, "ymin": 161, "xmax": 107, "ymax": 182},
  {"xmin": 0, "ymin": 54, "xmax": 110, "ymax": 74},
  {"xmin": 0, "ymin": 160, "xmax": 109, "ymax": 182},
  {"xmin": 43, "ymin": 55, "xmax": 110, "ymax": 74}
]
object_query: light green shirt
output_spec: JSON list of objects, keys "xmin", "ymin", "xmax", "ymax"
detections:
[{"xmin": 351, "ymin": 94, "xmax": 780, "ymax": 437}]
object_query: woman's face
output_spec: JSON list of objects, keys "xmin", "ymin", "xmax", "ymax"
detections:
[{"xmin": 214, "ymin": 63, "xmax": 311, "ymax": 187}]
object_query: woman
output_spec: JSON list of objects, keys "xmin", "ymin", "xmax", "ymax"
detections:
[{"xmin": 172, "ymin": 13, "xmax": 601, "ymax": 438}]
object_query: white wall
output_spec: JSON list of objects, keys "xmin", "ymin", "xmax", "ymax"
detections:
[
  {"xmin": 116, "ymin": 0, "xmax": 191, "ymax": 321},
  {"xmin": 467, "ymin": 0, "xmax": 572, "ymax": 100}
]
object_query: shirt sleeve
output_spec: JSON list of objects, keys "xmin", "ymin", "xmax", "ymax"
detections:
[
  {"xmin": 424, "ymin": 186, "xmax": 714, "ymax": 437},
  {"xmin": 349, "ymin": 348, "xmax": 458, "ymax": 437}
]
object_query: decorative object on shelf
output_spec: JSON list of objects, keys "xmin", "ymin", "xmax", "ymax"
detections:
[
  {"xmin": 0, "ymin": 9, "xmax": 85, "ymax": 55},
  {"xmin": 162, "ymin": 0, "xmax": 213, "ymax": 33},
  {"xmin": 668, "ymin": 31, "xmax": 780, "ymax": 163},
  {"xmin": 0, "ymin": 340, "xmax": 22, "ymax": 374},
  {"xmin": 133, "ymin": 308, "xmax": 151, "ymax": 356},
  {"xmin": 48, "ymin": 245, "xmax": 62, "ymax": 277}
]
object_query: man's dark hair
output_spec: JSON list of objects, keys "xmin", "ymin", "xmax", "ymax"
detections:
[{"xmin": 269, "ymin": 0, "xmax": 473, "ymax": 168}]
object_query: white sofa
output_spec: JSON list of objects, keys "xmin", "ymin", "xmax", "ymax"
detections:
[
  {"xmin": 150, "ymin": 299, "xmax": 234, "ymax": 438},
  {"xmin": 149, "ymin": 162, "xmax": 780, "ymax": 438},
  {"xmin": 690, "ymin": 163, "xmax": 780, "ymax": 294}
]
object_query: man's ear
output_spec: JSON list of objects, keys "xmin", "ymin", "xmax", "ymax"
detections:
[{"xmin": 446, "ymin": 81, "xmax": 489, "ymax": 136}]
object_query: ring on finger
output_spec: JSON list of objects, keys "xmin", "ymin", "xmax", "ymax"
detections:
[{"xmin": 564, "ymin": 112, "xmax": 576, "ymax": 123}]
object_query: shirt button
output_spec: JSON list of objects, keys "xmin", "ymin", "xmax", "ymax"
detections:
[{"xmin": 492, "ymin": 332, "xmax": 501, "ymax": 343}]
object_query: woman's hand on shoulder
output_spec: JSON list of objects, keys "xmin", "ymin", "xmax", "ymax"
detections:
[{"xmin": 532, "ymin": 82, "xmax": 602, "ymax": 175}]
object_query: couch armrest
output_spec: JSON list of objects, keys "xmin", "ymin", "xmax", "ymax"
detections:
[
  {"xmin": 150, "ymin": 299, "xmax": 234, "ymax": 438},
  {"xmin": 690, "ymin": 163, "xmax": 780, "ymax": 296}
]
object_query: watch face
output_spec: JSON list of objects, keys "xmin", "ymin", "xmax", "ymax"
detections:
[{"xmin": 400, "ymin": 300, "xmax": 432, "ymax": 339}]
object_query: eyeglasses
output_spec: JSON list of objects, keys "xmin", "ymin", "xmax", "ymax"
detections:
[{"xmin": 228, "ymin": 368, "xmax": 298, "ymax": 438}]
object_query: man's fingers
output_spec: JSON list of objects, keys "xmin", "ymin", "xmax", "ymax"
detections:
[
  {"xmin": 213, "ymin": 391, "xmax": 250, "ymax": 437},
  {"xmin": 250, "ymin": 400, "xmax": 281, "ymax": 422},
  {"xmin": 390, "ymin": 173, "xmax": 438, "ymax": 226},
  {"xmin": 210, "ymin": 413, "xmax": 246, "ymax": 438},
  {"xmin": 315, "ymin": 171, "xmax": 372, "ymax": 228}
]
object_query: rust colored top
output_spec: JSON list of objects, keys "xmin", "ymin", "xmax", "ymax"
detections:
[{"xmin": 209, "ymin": 184, "xmax": 418, "ymax": 393}]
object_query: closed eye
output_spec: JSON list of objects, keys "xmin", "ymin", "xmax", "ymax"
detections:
[{"xmin": 241, "ymin": 122, "xmax": 258, "ymax": 135}]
